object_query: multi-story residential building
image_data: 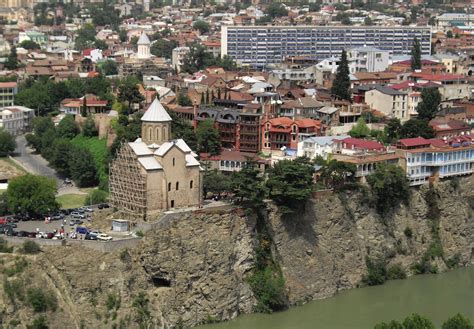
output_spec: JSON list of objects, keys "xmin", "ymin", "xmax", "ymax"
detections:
[
  {"xmin": 297, "ymin": 135, "xmax": 349, "ymax": 159},
  {"xmin": 172, "ymin": 47, "xmax": 190, "ymax": 73},
  {"xmin": 279, "ymin": 97, "xmax": 325, "ymax": 119},
  {"xmin": 409, "ymin": 73, "xmax": 471, "ymax": 101},
  {"xmin": 347, "ymin": 46, "xmax": 390, "ymax": 74},
  {"xmin": 270, "ymin": 65, "xmax": 318, "ymax": 83},
  {"xmin": 396, "ymin": 136, "xmax": 474, "ymax": 186},
  {"xmin": 436, "ymin": 13, "xmax": 474, "ymax": 28},
  {"xmin": 0, "ymin": 82, "xmax": 17, "ymax": 107},
  {"xmin": 0, "ymin": 106, "xmax": 34, "ymax": 136},
  {"xmin": 18, "ymin": 31, "xmax": 48, "ymax": 46},
  {"xmin": 364, "ymin": 86, "xmax": 409, "ymax": 122},
  {"xmin": 221, "ymin": 26, "xmax": 431, "ymax": 68},
  {"xmin": 60, "ymin": 96, "xmax": 108, "ymax": 115}
]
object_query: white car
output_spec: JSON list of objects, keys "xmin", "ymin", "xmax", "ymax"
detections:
[{"xmin": 96, "ymin": 233, "xmax": 113, "ymax": 241}]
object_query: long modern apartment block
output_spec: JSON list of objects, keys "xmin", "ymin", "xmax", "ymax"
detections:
[{"xmin": 221, "ymin": 25, "xmax": 432, "ymax": 68}]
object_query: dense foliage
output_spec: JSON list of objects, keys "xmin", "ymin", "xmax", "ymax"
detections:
[
  {"xmin": 349, "ymin": 117, "xmax": 371, "ymax": 138},
  {"xmin": 331, "ymin": 50, "xmax": 351, "ymax": 101},
  {"xmin": 203, "ymin": 170, "xmax": 231, "ymax": 197},
  {"xmin": 416, "ymin": 88, "xmax": 442, "ymax": 121},
  {"xmin": 410, "ymin": 38, "xmax": 422, "ymax": 71},
  {"xmin": 0, "ymin": 129, "xmax": 16, "ymax": 157},
  {"xmin": 196, "ymin": 119, "xmax": 221, "ymax": 155},
  {"xmin": 366, "ymin": 163, "xmax": 410, "ymax": 216},
  {"xmin": 399, "ymin": 119, "xmax": 435, "ymax": 139},
  {"xmin": 6, "ymin": 174, "xmax": 59, "ymax": 216},
  {"xmin": 230, "ymin": 162, "xmax": 266, "ymax": 207}
]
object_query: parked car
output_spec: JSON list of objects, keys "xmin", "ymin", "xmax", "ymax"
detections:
[
  {"xmin": 27, "ymin": 232, "xmax": 36, "ymax": 238},
  {"xmin": 83, "ymin": 207, "xmax": 94, "ymax": 212},
  {"xmin": 76, "ymin": 227, "xmax": 89, "ymax": 235},
  {"xmin": 16, "ymin": 231, "xmax": 29, "ymax": 237},
  {"xmin": 98, "ymin": 203, "xmax": 110, "ymax": 209},
  {"xmin": 96, "ymin": 233, "xmax": 113, "ymax": 241},
  {"xmin": 69, "ymin": 219, "xmax": 83, "ymax": 226},
  {"xmin": 50, "ymin": 213, "xmax": 64, "ymax": 220},
  {"xmin": 70, "ymin": 212, "xmax": 85, "ymax": 219},
  {"xmin": 44, "ymin": 232, "xmax": 55, "ymax": 239},
  {"xmin": 85, "ymin": 233, "xmax": 98, "ymax": 240}
]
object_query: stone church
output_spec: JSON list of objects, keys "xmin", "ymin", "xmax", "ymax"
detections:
[{"xmin": 109, "ymin": 98, "xmax": 203, "ymax": 219}]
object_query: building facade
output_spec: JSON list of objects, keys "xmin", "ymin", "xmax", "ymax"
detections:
[
  {"xmin": 0, "ymin": 82, "xmax": 17, "ymax": 108},
  {"xmin": 347, "ymin": 46, "xmax": 390, "ymax": 74},
  {"xmin": 365, "ymin": 86, "xmax": 409, "ymax": 122},
  {"xmin": 221, "ymin": 26, "xmax": 431, "ymax": 68},
  {"xmin": 109, "ymin": 98, "xmax": 203, "ymax": 219},
  {"xmin": 0, "ymin": 106, "xmax": 34, "ymax": 136}
]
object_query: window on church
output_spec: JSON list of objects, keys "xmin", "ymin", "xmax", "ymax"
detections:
[
  {"xmin": 190, "ymin": 180, "xmax": 193, "ymax": 189},
  {"xmin": 168, "ymin": 183, "xmax": 171, "ymax": 191},
  {"xmin": 173, "ymin": 157, "xmax": 175, "ymax": 166},
  {"xmin": 176, "ymin": 182, "xmax": 179, "ymax": 190}
]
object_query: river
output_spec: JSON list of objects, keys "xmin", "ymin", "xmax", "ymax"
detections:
[{"xmin": 200, "ymin": 266, "xmax": 474, "ymax": 329}]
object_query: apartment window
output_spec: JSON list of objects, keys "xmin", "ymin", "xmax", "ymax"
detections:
[{"xmin": 176, "ymin": 182, "xmax": 179, "ymax": 190}]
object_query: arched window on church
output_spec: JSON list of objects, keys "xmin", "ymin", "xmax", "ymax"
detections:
[
  {"xmin": 172, "ymin": 157, "xmax": 175, "ymax": 166},
  {"xmin": 148, "ymin": 127, "xmax": 152, "ymax": 141},
  {"xmin": 190, "ymin": 180, "xmax": 193, "ymax": 189},
  {"xmin": 168, "ymin": 182, "xmax": 171, "ymax": 191},
  {"xmin": 176, "ymin": 182, "xmax": 179, "ymax": 190},
  {"xmin": 162, "ymin": 126, "xmax": 166, "ymax": 141},
  {"xmin": 155, "ymin": 127, "xmax": 160, "ymax": 141}
]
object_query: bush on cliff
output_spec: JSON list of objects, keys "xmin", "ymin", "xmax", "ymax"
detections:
[
  {"xmin": 367, "ymin": 164, "xmax": 410, "ymax": 216},
  {"xmin": 248, "ymin": 265, "xmax": 286, "ymax": 313}
]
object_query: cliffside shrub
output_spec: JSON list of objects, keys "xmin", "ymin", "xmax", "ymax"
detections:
[
  {"xmin": 367, "ymin": 164, "xmax": 410, "ymax": 216},
  {"xmin": 0, "ymin": 238, "xmax": 13, "ymax": 253},
  {"xmin": 26, "ymin": 316, "xmax": 48, "ymax": 329},
  {"xmin": 132, "ymin": 292, "xmax": 152, "ymax": 328},
  {"xmin": 26, "ymin": 287, "xmax": 58, "ymax": 313},
  {"xmin": 403, "ymin": 227, "xmax": 413, "ymax": 239},
  {"xmin": 3, "ymin": 278, "xmax": 25, "ymax": 305},
  {"xmin": 445, "ymin": 253, "xmax": 461, "ymax": 269},
  {"xmin": 386, "ymin": 264, "xmax": 407, "ymax": 280},
  {"xmin": 362, "ymin": 257, "xmax": 387, "ymax": 286},
  {"xmin": 21, "ymin": 241, "xmax": 41, "ymax": 254},
  {"xmin": 3, "ymin": 257, "xmax": 28, "ymax": 276}
]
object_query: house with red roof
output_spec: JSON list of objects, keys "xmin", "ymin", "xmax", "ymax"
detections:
[
  {"xmin": 429, "ymin": 119, "xmax": 472, "ymax": 138},
  {"xmin": 60, "ymin": 95, "xmax": 108, "ymax": 115}
]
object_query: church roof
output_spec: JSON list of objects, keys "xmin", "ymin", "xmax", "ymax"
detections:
[
  {"xmin": 137, "ymin": 32, "xmax": 151, "ymax": 45},
  {"xmin": 141, "ymin": 98, "xmax": 172, "ymax": 122}
]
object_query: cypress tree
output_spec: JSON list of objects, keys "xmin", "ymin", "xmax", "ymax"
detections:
[
  {"xmin": 81, "ymin": 97, "xmax": 87, "ymax": 117},
  {"xmin": 331, "ymin": 49, "xmax": 351, "ymax": 101},
  {"xmin": 411, "ymin": 37, "xmax": 421, "ymax": 71},
  {"xmin": 200, "ymin": 92, "xmax": 205, "ymax": 104}
]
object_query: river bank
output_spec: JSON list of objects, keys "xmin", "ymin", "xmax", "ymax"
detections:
[{"xmin": 200, "ymin": 266, "xmax": 474, "ymax": 329}]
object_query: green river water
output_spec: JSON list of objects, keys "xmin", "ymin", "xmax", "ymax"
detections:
[{"xmin": 200, "ymin": 266, "xmax": 474, "ymax": 329}]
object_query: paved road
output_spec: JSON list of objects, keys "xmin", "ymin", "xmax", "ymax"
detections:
[{"xmin": 13, "ymin": 135, "xmax": 85, "ymax": 196}]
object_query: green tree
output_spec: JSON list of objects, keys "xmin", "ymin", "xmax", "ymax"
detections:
[
  {"xmin": 446, "ymin": 30, "xmax": 453, "ymax": 38},
  {"xmin": 118, "ymin": 78, "xmax": 144, "ymax": 112},
  {"xmin": 416, "ymin": 88, "xmax": 441, "ymax": 121},
  {"xmin": 26, "ymin": 287, "xmax": 57, "ymax": 312},
  {"xmin": 25, "ymin": 117, "xmax": 55, "ymax": 151},
  {"xmin": 4, "ymin": 47, "xmax": 19, "ymax": 70},
  {"xmin": 319, "ymin": 160, "xmax": 356, "ymax": 189},
  {"xmin": 177, "ymin": 92, "xmax": 193, "ymax": 106},
  {"xmin": 84, "ymin": 189, "xmax": 108, "ymax": 205},
  {"xmin": 442, "ymin": 314, "xmax": 474, "ymax": 329},
  {"xmin": 331, "ymin": 50, "xmax": 351, "ymax": 101},
  {"xmin": 217, "ymin": 55, "xmax": 237, "ymax": 71},
  {"xmin": 0, "ymin": 129, "xmax": 16, "ymax": 157},
  {"xmin": 266, "ymin": 3, "xmax": 288, "ymax": 17},
  {"xmin": 193, "ymin": 20, "xmax": 210, "ymax": 34},
  {"xmin": 367, "ymin": 163, "xmax": 410, "ymax": 215},
  {"xmin": 196, "ymin": 119, "xmax": 221, "ymax": 155},
  {"xmin": 266, "ymin": 158, "xmax": 314, "ymax": 211},
  {"xmin": 74, "ymin": 23, "xmax": 96, "ymax": 50},
  {"xmin": 100, "ymin": 59, "xmax": 118, "ymax": 75},
  {"xmin": 94, "ymin": 39, "xmax": 108, "ymax": 50},
  {"xmin": 374, "ymin": 321, "xmax": 404, "ymax": 329},
  {"xmin": 56, "ymin": 115, "xmax": 80, "ymax": 139},
  {"xmin": 203, "ymin": 170, "xmax": 231, "ymax": 197},
  {"xmin": 150, "ymin": 39, "xmax": 177, "ymax": 59},
  {"xmin": 230, "ymin": 162, "xmax": 266, "ymax": 206},
  {"xmin": 50, "ymin": 139, "xmax": 72, "ymax": 177},
  {"xmin": 69, "ymin": 147, "xmax": 98, "ymax": 187},
  {"xmin": 168, "ymin": 111, "xmax": 197, "ymax": 150},
  {"xmin": 400, "ymin": 119, "xmax": 435, "ymax": 139},
  {"xmin": 181, "ymin": 44, "xmax": 218, "ymax": 74},
  {"xmin": 82, "ymin": 116, "xmax": 98, "ymax": 137},
  {"xmin": 349, "ymin": 117, "xmax": 370, "ymax": 138},
  {"xmin": 403, "ymin": 313, "xmax": 435, "ymax": 329},
  {"xmin": 385, "ymin": 118, "xmax": 402, "ymax": 143},
  {"xmin": 19, "ymin": 40, "xmax": 41, "ymax": 50},
  {"xmin": 6, "ymin": 174, "xmax": 59, "ymax": 217},
  {"xmin": 410, "ymin": 38, "xmax": 422, "ymax": 71}
]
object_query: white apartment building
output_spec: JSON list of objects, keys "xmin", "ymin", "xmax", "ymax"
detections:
[
  {"xmin": 172, "ymin": 47, "xmax": 190, "ymax": 73},
  {"xmin": 0, "ymin": 106, "xmax": 34, "ymax": 136},
  {"xmin": 297, "ymin": 135, "xmax": 349, "ymax": 159},
  {"xmin": 347, "ymin": 46, "xmax": 390, "ymax": 74}
]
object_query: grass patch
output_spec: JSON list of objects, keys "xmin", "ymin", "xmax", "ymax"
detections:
[
  {"xmin": 57, "ymin": 194, "xmax": 87, "ymax": 209},
  {"xmin": 0, "ymin": 157, "xmax": 28, "ymax": 174}
]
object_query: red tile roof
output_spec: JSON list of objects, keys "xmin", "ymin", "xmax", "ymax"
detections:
[
  {"xmin": 0, "ymin": 82, "xmax": 17, "ymax": 88},
  {"xmin": 339, "ymin": 138, "xmax": 384, "ymax": 151},
  {"xmin": 398, "ymin": 137, "xmax": 431, "ymax": 147}
]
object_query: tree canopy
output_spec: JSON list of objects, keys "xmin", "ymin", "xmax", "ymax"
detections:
[
  {"xmin": 196, "ymin": 119, "xmax": 221, "ymax": 155},
  {"xmin": 385, "ymin": 118, "xmax": 402, "ymax": 143},
  {"xmin": 203, "ymin": 170, "xmax": 231, "ymax": 197},
  {"xmin": 6, "ymin": 174, "xmax": 59, "ymax": 216},
  {"xmin": 331, "ymin": 50, "xmax": 351, "ymax": 101},
  {"xmin": 319, "ymin": 160, "xmax": 356, "ymax": 189},
  {"xmin": 416, "ymin": 88, "xmax": 441, "ymax": 121},
  {"xmin": 68, "ymin": 146, "xmax": 98, "ymax": 187},
  {"xmin": 193, "ymin": 20, "xmax": 210, "ymax": 34},
  {"xmin": 230, "ymin": 162, "xmax": 266, "ymax": 207},
  {"xmin": 150, "ymin": 39, "xmax": 177, "ymax": 59},
  {"xmin": 0, "ymin": 129, "xmax": 16, "ymax": 157},
  {"xmin": 265, "ymin": 3, "xmax": 288, "ymax": 18},
  {"xmin": 400, "ymin": 119, "xmax": 435, "ymax": 139},
  {"xmin": 82, "ymin": 116, "xmax": 98, "ymax": 137},
  {"xmin": 367, "ymin": 163, "xmax": 410, "ymax": 215},
  {"xmin": 442, "ymin": 314, "xmax": 473, "ymax": 329},
  {"xmin": 349, "ymin": 117, "xmax": 370, "ymax": 138},
  {"xmin": 118, "ymin": 77, "xmax": 144, "ymax": 112},
  {"xmin": 266, "ymin": 157, "xmax": 314, "ymax": 211},
  {"xmin": 56, "ymin": 115, "xmax": 80, "ymax": 139},
  {"xmin": 411, "ymin": 38, "xmax": 422, "ymax": 71},
  {"xmin": 19, "ymin": 40, "xmax": 41, "ymax": 50}
]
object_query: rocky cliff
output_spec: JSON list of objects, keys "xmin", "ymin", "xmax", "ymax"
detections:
[{"xmin": 0, "ymin": 178, "xmax": 472, "ymax": 328}]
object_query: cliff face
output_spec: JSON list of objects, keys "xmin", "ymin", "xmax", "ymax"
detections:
[
  {"xmin": 1, "ymin": 178, "xmax": 472, "ymax": 328},
  {"xmin": 268, "ymin": 177, "xmax": 473, "ymax": 304}
]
